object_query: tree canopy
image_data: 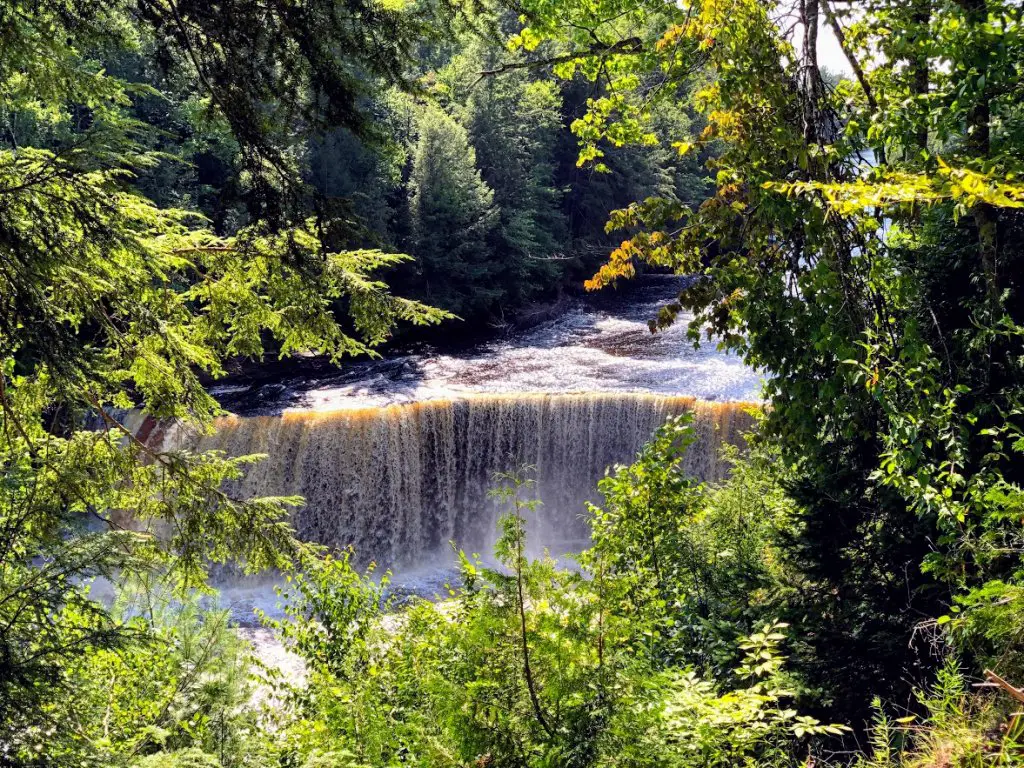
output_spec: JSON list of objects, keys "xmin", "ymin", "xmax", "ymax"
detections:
[
  {"xmin": 506, "ymin": 0, "xmax": 1024, "ymax": 720},
  {"xmin": 0, "ymin": 0, "xmax": 449, "ymax": 739}
]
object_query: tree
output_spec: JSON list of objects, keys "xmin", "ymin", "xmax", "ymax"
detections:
[
  {"xmin": 407, "ymin": 106, "xmax": 500, "ymax": 318},
  {"xmin": 307, "ymin": 124, "xmax": 405, "ymax": 247},
  {"xmin": 502, "ymin": 0, "xmax": 1024, "ymax": 723},
  {"xmin": 0, "ymin": 0, "xmax": 449, "ymax": 750},
  {"xmin": 464, "ymin": 46, "xmax": 571, "ymax": 307}
]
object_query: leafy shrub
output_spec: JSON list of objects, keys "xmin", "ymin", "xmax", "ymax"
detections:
[{"xmin": 270, "ymin": 431, "xmax": 845, "ymax": 768}]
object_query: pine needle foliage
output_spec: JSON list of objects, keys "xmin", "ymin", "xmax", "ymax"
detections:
[{"xmin": 0, "ymin": 0, "xmax": 450, "ymax": 747}]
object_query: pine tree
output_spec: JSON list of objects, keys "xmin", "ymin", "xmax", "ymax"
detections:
[
  {"xmin": 408, "ymin": 107, "xmax": 500, "ymax": 319},
  {"xmin": 308, "ymin": 124, "xmax": 405, "ymax": 247},
  {"xmin": 466, "ymin": 49, "xmax": 570, "ymax": 308},
  {"xmin": 0, "ymin": 0, "xmax": 449, "ymax": 744}
]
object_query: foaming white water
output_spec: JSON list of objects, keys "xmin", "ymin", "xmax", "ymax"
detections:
[
  {"xmin": 147, "ymin": 394, "xmax": 755, "ymax": 570},
  {"xmin": 210, "ymin": 275, "xmax": 763, "ymax": 414}
]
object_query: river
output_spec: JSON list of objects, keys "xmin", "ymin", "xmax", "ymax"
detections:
[{"xmin": 208, "ymin": 274, "xmax": 762, "ymax": 415}]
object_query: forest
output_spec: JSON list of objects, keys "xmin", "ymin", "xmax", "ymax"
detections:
[{"xmin": 1, "ymin": 0, "xmax": 1023, "ymax": 766}]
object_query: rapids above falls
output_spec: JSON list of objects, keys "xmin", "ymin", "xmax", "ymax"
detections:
[{"xmin": 209, "ymin": 274, "xmax": 761, "ymax": 414}]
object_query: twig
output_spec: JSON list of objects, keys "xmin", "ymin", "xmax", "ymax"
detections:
[
  {"xmin": 820, "ymin": 0, "xmax": 877, "ymax": 112},
  {"xmin": 472, "ymin": 37, "xmax": 644, "ymax": 87},
  {"xmin": 171, "ymin": 246, "xmax": 235, "ymax": 254},
  {"xmin": 985, "ymin": 669, "xmax": 1024, "ymax": 704}
]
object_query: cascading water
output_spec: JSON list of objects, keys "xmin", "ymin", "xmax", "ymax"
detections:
[
  {"xmin": 123, "ymin": 275, "xmax": 763, "ymax": 590},
  {"xmin": 141, "ymin": 394, "xmax": 755, "ymax": 569}
]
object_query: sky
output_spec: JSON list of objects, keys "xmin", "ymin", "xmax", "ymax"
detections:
[
  {"xmin": 776, "ymin": 0, "xmax": 855, "ymax": 77},
  {"xmin": 818, "ymin": 23, "xmax": 853, "ymax": 75}
]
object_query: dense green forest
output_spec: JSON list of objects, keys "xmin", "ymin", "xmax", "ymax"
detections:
[
  {"xmin": 70, "ymin": 6, "xmax": 705, "ymax": 331},
  {"xmin": 2, "ymin": 0, "xmax": 1024, "ymax": 766}
]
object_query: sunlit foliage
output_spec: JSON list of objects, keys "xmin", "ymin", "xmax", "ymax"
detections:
[
  {"xmin": 505, "ymin": 0, "xmax": 1024, "ymax": 720},
  {"xmin": 0, "ymin": 0, "xmax": 449, "ymax": 755}
]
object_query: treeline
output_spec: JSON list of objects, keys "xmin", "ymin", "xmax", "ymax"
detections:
[{"xmin": 106, "ymin": 20, "xmax": 707, "ymax": 332}]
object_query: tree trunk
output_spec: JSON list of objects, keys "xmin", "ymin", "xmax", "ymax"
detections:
[{"xmin": 801, "ymin": 0, "xmax": 822, "ymax": 147}]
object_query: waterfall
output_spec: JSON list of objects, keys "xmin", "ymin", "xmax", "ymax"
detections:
[{"xmin": 142, "ymin": 394, "xmax": 756, "ymax": 569}]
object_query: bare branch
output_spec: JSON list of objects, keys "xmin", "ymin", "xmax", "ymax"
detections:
[
  {"xmin": 472, "ymin": 37, "xmax": 644, "ymax": 87},
  {"xmin": 821, "ymin": 0, "xmax": 877, "ymax": 111},
  {"xmin": 985, "ymin": 669, "xmax": 1024, "ymax": 705}
]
